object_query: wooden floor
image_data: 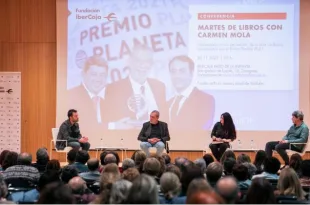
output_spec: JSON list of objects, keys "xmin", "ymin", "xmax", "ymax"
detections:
[{"xmin": 53, "ymin": 149, "xmax": 310, "ymax": 166}]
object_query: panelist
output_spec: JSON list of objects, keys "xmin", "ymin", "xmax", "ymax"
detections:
[
  {"xmin": 138, "ymin": 110, "xmax": 170, "ymax": 156},
  {"xmin": 57, "ymin": 109, "xmax": 90, "ymax": 151},
  {"xmin": 168, "ymin": 55, "xmax": 215, "ymax": 130},
  {"xmin": 265, "ymin": 110, "xmax": 309, "ymax": 168},
  {"xmin": 209, "ymin": 112, "xmax": 236, "ymax": 161}
]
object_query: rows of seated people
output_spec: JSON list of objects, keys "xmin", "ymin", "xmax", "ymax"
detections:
[{"xmin": 0, "ymin": 148, "xmax": 309, "ymax": 204}]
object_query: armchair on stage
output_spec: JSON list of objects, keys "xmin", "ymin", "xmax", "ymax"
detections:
[
  {"xmin": 50, "ymin": 128, "xmax": 71, "ymax": 162},
  {"xmin": 287, "ymin": 142, "xmax": 308, "ymax": 156}
]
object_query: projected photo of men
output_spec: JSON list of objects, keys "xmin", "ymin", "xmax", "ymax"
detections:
[
  {"xmin": 68, "ymin": 55, "xmax": 108, "ymax": 136},
  {"xmin": 168, "ymin": 55, "xmax": 215, "ymax": 130},
  {"xmin": 103, "ymin": 44, "xmax": 167, "ymax": 130}
]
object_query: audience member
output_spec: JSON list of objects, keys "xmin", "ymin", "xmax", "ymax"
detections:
[
  {"xmin": 186, "ymin": 191, "xmax": 224, "ymax": 204},
  {"xmin": 289, "ymin": 153, "xmax": 303, "ymax": 177},
  {"xmin": 46, "ymin": 159, "xmax": 61, "ymax": 173},
  {"xmin": 220, "ymin": 150, "xmax": 236, "ymax": 164},
  {"xmin": 100, "ymin": 151, "xmax": 120, "ymax": 166},
  {"xmin": 194, "ymin": 158, "xmax": 207, "ymax": 175},
  {"xmin": 165, "ymin": 164, "xmax": 181, "ymax": 180},
  {"xmin": 3, "ymin": 152, "xmax": 40, "ymax": 184},
  {"xmin": 206, "ymin": 162, "xmax": 223, "ymax": 186},
  {"xmin": 79, "ymin": 158, "xmax": 100, "ymax": 182},
  {"xmin": 131, "ymin": 150, "xmax": 146, "ymax": 173},
  {"xmin": 61, "ymin": 165, "xmax": 79, "ymax": 183},
  {"xmin": 276, "ymin": 168, "xmax": 306, "ymax": 200},
  {"xmin": 121, "ymin": 158, "xmax": 135, "ymax": 172},
  {"xmin": 162, "ymin": 153, "xmax": 172, "ymax": 166},
  {"xmin": 159, "ymin": 172, "xmax": 185, "ymax": 204},
  {"xmin": 1, "ymin": 151, "xmax": 18, "ymax": 171},
  {"xmin": 223, "ymin": 158, "xmax": 236, "ymax": 176},
  {"xmin": 122, "ymin": 168, "xmax": 140, "ymax": 182},
  {"xmin": 32, "ymin": 148, "xmax": 49, "ymax": 173},
  {"xmin": 174, "ymin": 157, "xmax": 188, "ymax": 169},
  {"xmin": 180, "ymin": 164, "xmax": 204, "ymax": 196},
  {"xmin": 37, "ymin": 181, "xmax": 75, "ymax": 204},
  {"xmin": 67, "ymin": 149, "xmax": 78, "ymax": 165},
  {"xmin": 125, "ymin": 174, "xmax": 159, "ymax": 204},
  {"xmin": 0, "ymin": 175, "xmax": 8, "ymax": 202},
  {"xmin": 245, "ymin": 177, "xmax": 276, "ymax": 204},
  {"xmin": 203, "ymin": 153, "xmax": 214, "ymax": 168},
  {"xmin": 0, "ymin": 150, "xmax": 10, "ymax": 171},
  {"xmin": 186, "ymin": 178, "xmax": 212, "ymax": 198},
  {"xmin": 252, "ymin": 157, "xmax": 280, "ymax": 180},
  {"xmin": 143, "ymin": 158, "xmax": 161, "ymax": 183},
  {"xmin": 236, "ymin": 153, "xmax": 251, "ymax": 164},
  {"xmin": 232, "ymin": 164, "xmax": 251, "ymax": 189},
  {"xmin": 104, "ymin": 153, "xmax": 117, "ymax": 165},
  {"xmin": 153, "ymin": 155, "xmax": 166, "ymax": 178},
  {"xmin": 215, "ymin": 177, "xmax": 239, "ymax": 204},
  {"xmin": 242, "ymin": 162, "xmax": 257, "ymax": 179},
  {"xmin": 68, "ymin": 176, "xmax": 96, "ymax": 204},
  {"xmin": 300, "ymin": 159, "xmax": 310, "ymax": 186},
  {"xmin": 73, "ymin": 150, "xmax": 90, "ymax": 173},
  {"xmin": 109, "ymin": 179, "xmax": 132, "ymax": 204},
  {"xmin": 253, "ymin": 150, "xmax": 267, "ymax": 174}
]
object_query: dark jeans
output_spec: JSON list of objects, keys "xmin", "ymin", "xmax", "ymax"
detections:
[
  {"xmin": 209, "ymin": 143, "xmax": 230, "ymax": 161},
  {"xmin": 265, "ymin": 141, "xmax": 300, "ymax": 165},
  {"xmin": 68, "ymin": 141, "xmax": 90, "ymax": 151}
]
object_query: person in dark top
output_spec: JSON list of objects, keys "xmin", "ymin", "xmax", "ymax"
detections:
[
  {"xmin": 32, "ymin": 148, "xmax": 49, "ymax": 174},
  {"xmin": 57, "ymin": 109, "xmax": 90, "ymax": 151},
  {"xmin": 209, "ymin": 112, "xmax": 236, "ymax": 161},
  {"xmin": 253, "ymin": 150, "xmax": 267, "ymax": 174},
  {"xmin": 138, "ymin": 110, "xmax": 170, "ymax": 156}
]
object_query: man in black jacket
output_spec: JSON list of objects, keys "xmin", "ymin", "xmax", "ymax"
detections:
[{"xmin": 138, "ymin": 110, "xmax": 170, "ymax": 156}]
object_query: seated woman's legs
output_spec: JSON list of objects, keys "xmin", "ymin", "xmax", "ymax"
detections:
[
  {"xmin": 218, "ymin": 143, "xmax": 230, "ymax": 160},
  {"xmin": 209, "ymin": 144, "xmax": 221, "ymax": 161}
]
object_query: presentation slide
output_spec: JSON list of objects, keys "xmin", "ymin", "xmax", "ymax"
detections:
[{"xmin": 56, "ymin": 0, "xmax": 308, "ymax": 150}]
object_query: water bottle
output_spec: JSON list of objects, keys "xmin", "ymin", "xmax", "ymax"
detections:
[
  {"xmin": 100, "ymin": 138, "xmax": 103, "ymax": 148},
  {"xmin": 237, "ymin": 139, "xmax": 242, "ymax": 150},
  {"xmin": 120, "ymin": 137, "xmax": 124, "ymax": 148},
  {"xmin": 250, "ymin": 139, "xmax": 254, "ymax": 150}
]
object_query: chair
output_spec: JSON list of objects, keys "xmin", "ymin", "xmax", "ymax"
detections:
[
  {"xmin": 6, "ymin": 178, "xmax": 37, "ymax": 195},
  {"xmin": 286, "ymin": 142, "xmax": 308, "ymax": 156},
  {"xmin": 49, "ymin": 128, "xmax": 71, "ymax": 162}
]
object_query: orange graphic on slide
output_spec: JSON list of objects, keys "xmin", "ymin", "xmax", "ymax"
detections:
[{"xmin": 104, "ymin": 13, "xmax": 116, "ymax": 21}]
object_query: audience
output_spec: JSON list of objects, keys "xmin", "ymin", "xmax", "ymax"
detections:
[
  {"xmin": 1, "ymin": 146, "xmax": 309, "ymax": 204},
  {"xmin": 252, "ymin": 157, "xmax": 281, "ymax": 180},
  {"xmin": 300, "ymin": 159, "xmax": 310, "ymax": 186},
  {"xmin": 253, "ymin": 150, "xmax": 267, "ymax": 174},
  {"xmin": 245, "ymin": 177, "xmax": 276, "ymax": 204},
  {"xmin": 121, "ymin": 158, "xmax": 135, "ymax": 172},
  {"xmin": 79, "ymin": 158, "xmax": 100, "ymax": 182},
  {"xmin": 32, "ymin": 148, "xmax": 49, "ymax": 173},
  {"xmin": 215, "ymin": 177, "xmax": 239, "ymax": 204},
  {"xmin": 206, "ymin": 162, "xmax": 223, "ymax": 186}
]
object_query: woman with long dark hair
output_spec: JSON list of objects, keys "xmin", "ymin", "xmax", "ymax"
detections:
[
  {"xmin": 209, "ymin": 112, "xmax": 236, "ymax": 161},
  {"xmin": 253, "ymin": 150, "xmax": 267, "ymax": 174}
]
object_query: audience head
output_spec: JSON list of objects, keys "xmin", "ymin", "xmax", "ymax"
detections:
[
  {"xmin": 215, "ymin": 176, "xmax": 239, "ymax": 204},
  {"xmin": 236, "ymin": 153, "xmax": 251, "ymax": 164},
  {"xmin": 165, "ymin": 164, "xmax": 181, "ymax": 180},
  {"xmin": 174, "ymin": 157, "xmax": 188, "ymax": 169},
  {"xmin": 0, "ymin": 150, "xmax": 10, "ymax": 167},
  {"xmin": 2, "ymin": 151, "xmax": 18, "ymax": 170},
  {"xmin": 160, "ymin": 172, "xmax": 181, "ymax": 200},
  {"xmin": 46, "ymin": 159, "xmax": 61, "ymax": 173},
  {"xmin": 104, "ymin": 153, "xmax": 117, "ymax": 165},
  {"xmin": 206, "ymin": 162, "xmax": 223, "ymax": 184},
  {"xmin": 181, "ymin": 163, "xmax": 204, "ymax": 194},
  {"xmin": 186, "ymin": 191, "xmax": 224, "ymax": 204},
  {"xmin": 38, "ymin": 170, "xmax": 61, "ymax": 192},
  {"xmin": 289, "ymin": 153, "xmax": 303, "ymax": 174},
  {"xmin": 264, "ymin": 157, "xmax": 281, "ymax": 174},
  {"xmin": 232, "ymin": 164, "xmax": 248, "ymax": 181},
  {"xmin": 126, "ymin": 174, "xmax": 159, "ymax": 204},
  {"xmin": 122, "ymin": 168, "xmax": 140, "ymax": 182},
  {"xmin": 162, "ymin": 153, "xmax": 171, "ymax": 165},
  {"xmin": 37, "ymin": 181, "xmax": 75, "ymax": 204},
  {"xmin": 67, "ymin": 149, "xmax": 77, "ymax": 164},
  {"xmin": 75, "ymin": 150, "xmax": 90, "ymax": 164},
  {"xmin": 87, "ymin": 158, "xmax": 99, "ymax": 171},
  {"xmin": 17, "ymin": 152, "xmax": 32, "ymax": 165},
  {"xmin": 242, "ymin": 162, "xmax": 257, "ymax": 179},
  {"xmin": 142, "ymin": 157, "xmax": 161, "ymax": 177},
  {"xmin": 109, "ymin": 179, "xmax": 132, "ymax": 204},
  {"xmin": 186, "ymin": 178, "xmax": 212, "ymax": 198},
  {"xmin": 277, "ymin": 168, "xmax": 305, "ymax": 200},
  {"xmin": 152, "ymin": 155, "xmax": 166, "ymax": 177},
  {"xmin": 61, "ymin": 165, "xmax": 79, "ymax": 183},
  {"xmin": 220, "ymin": 150, "xmax": 236, "ymax": 164},
  {"xmin": 131, "ymin": 150, "xmax": 146, "ymax": 173},
  {"xmin": 100, "ymin": 151, "xmax": 120, "ymax": 166},
  {"xmin": 301, "ymin": 159, "xmax": 310, "ymax": 177},
  {"xmin": 223, "ymin": 158, "xmax": 236, "ymax": 176},
  {"xmin": 122, "ymin": 158, "xmax": 135, "ymax": 172},
  {"xmin": 68, "ymin": 176, "xmax": 87, "ymax": 195},
  {"xmin": 253, "ymin": 150, "xmax": 267, "ymax": 166},
  {"xmin": 203, "ymin": 154, "xmax": 214, "ymax": 167},
  {"xmin": 194, "ymin": 158, "xmax": 207, "ymax": 174},
  {"xmin": 36, "ymin": 147, "xmax": 49, "ymax": 164},
  {"xmin": 246, "ymin": 177, "xmax": 276, "ymax": 204}
]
